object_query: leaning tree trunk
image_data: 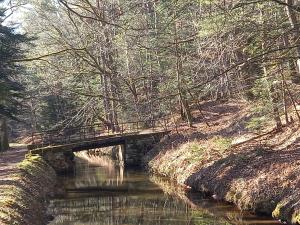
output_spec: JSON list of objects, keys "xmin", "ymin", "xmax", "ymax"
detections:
[{"xmin": 0, "ymin": 118, "xmax": 9, "ymax": 152}]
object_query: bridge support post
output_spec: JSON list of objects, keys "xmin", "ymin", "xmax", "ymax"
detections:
[{"xmin": 118, "ymin": 144, "xmax": 126, "ymax": 166}]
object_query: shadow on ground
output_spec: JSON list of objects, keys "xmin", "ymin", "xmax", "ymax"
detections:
[{"xmin": 186, "ymin": 145, "xmax": 300, "ymax": 219}]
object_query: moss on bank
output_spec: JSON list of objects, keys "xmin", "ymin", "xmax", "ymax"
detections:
[{"xmin": 0, "ymin": 155, "xmax": 56, "ymax": 225}]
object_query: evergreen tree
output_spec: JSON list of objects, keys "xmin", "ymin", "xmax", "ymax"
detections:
[{"xmin": 0, "ymin": 0, "xmax": 28, "ymax": 151}]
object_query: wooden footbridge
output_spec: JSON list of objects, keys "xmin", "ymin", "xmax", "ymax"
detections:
[{"xmin": 28, "ymin": 117, "xmax": 175, "ymax": 156}]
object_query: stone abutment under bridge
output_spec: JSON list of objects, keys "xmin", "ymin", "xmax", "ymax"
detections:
[{"xmin": 32, "ymin": 132, "xmax": 167, "ymax": 173}]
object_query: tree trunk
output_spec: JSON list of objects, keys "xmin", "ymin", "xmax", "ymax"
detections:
[
  {"xmin": 285, "ymin": 0, "xmax": 300, "ymax": 82},
  {"xmin": 0, "ymin": 118, "xmax": 9, "ymax": 152},
  {"xmin": 270, "ymin": 83, "xmax": 283, "ymax": 131},
  {"xmin": 260, "ymin": 8, "xmax": 282, "ymax": 131},
  {"xmin": 174, "ymin": 20, "xmax": 193, "ymax": 127},
  {"xmin": 283, "ymin": 35, "xmax": 299, "ymax": 83},
  {"xmin": 279, "ymin": 64, "xmax": 289, "ymax": 124},
  {"xmin": 96, "ymin": 1, "xmax": 119, "ymax": 132}
]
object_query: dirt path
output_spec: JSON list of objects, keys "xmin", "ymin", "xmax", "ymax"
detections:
[{"xmin": 0, "ymin": 144, "xmax": 28, "ymax": 181}]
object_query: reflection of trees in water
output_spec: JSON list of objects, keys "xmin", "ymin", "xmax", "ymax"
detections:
[
  {"xmin": 65, "ymin": 154, "xmax": 157, "ymax": 193},
  {"xmin": 50, "ymin": 155, "xmax": 234, "ymax": 225},
  {"xmin": 49, "ymin": 195, "xmax": 226, "ymax": 225},
  {"xmin": 66, "ymin": 153, "xmax": 124, "ymax": 188}
]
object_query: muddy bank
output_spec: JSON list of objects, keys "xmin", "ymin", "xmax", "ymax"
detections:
[{"xmin": 0, "ymin": 155, "xmax": 56, "ymax": 225}]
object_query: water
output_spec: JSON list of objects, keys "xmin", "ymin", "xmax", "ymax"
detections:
[{"xmin": 48, "ymin": 155, "xmax": 280, "ymax": 225}]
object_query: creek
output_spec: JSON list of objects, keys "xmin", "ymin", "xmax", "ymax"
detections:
[{"xmin": 48, "ymin": 154, "xmax": 280, "ymax": 225}]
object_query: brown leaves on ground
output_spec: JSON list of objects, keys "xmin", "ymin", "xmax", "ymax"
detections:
[{"xmin": 145, "ymin": 100, "xmax": 300, "ymax": 224}]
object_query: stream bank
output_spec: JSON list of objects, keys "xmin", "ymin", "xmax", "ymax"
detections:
[
  {"xmin": 0, "ymin": 154, "xmax": 56, "ymax": 225},
  {"xmin": 143, "ymin": 101, "xmax": 300, "ymax": 224}
]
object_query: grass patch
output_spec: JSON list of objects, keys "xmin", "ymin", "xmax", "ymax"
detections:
[
  {"xmin": 211, "ymin": 136, "xmax": 232, "ymax": 153},
  {"xmin": 246, "ymin": 116, "xmax": 268, "ymax": 132},
  {"xmin": 18, "ymin": 154, "xmax": 47, "ymax": 175},
  {"xmin": 189, "ymin": 142, "xmax": 205, "ymax": 162}
]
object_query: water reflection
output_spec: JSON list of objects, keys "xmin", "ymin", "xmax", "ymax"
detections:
[
  {"xmin": 48, "ymin": 154, "xmax": 280, "ymax": 225},
  {"xmin": 73, "ymin": 152, "xmax": 124, "ymax": 186}
]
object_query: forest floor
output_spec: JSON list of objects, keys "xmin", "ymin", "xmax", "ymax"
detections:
[{"xmin": 144, "ymin": 100, "xmax": 300, "ymax": 224}]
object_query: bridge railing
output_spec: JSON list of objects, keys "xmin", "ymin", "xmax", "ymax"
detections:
[{"xmin": 30, "ymin": 116, "xmax": 175, "ymax": 147}]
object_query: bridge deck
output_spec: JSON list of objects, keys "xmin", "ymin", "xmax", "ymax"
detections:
[
  {"xmin": 29, "ymin": 130, "xmax": 170, "ymax": 155},
  {"xmin": 28, "ymin": 117, "xmax": 175, "ymax": 155}
]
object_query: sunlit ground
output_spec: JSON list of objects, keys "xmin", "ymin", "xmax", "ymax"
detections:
[{"xmin": 9, "ymin": 143, "xmax": 27, "ymax": 148}]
